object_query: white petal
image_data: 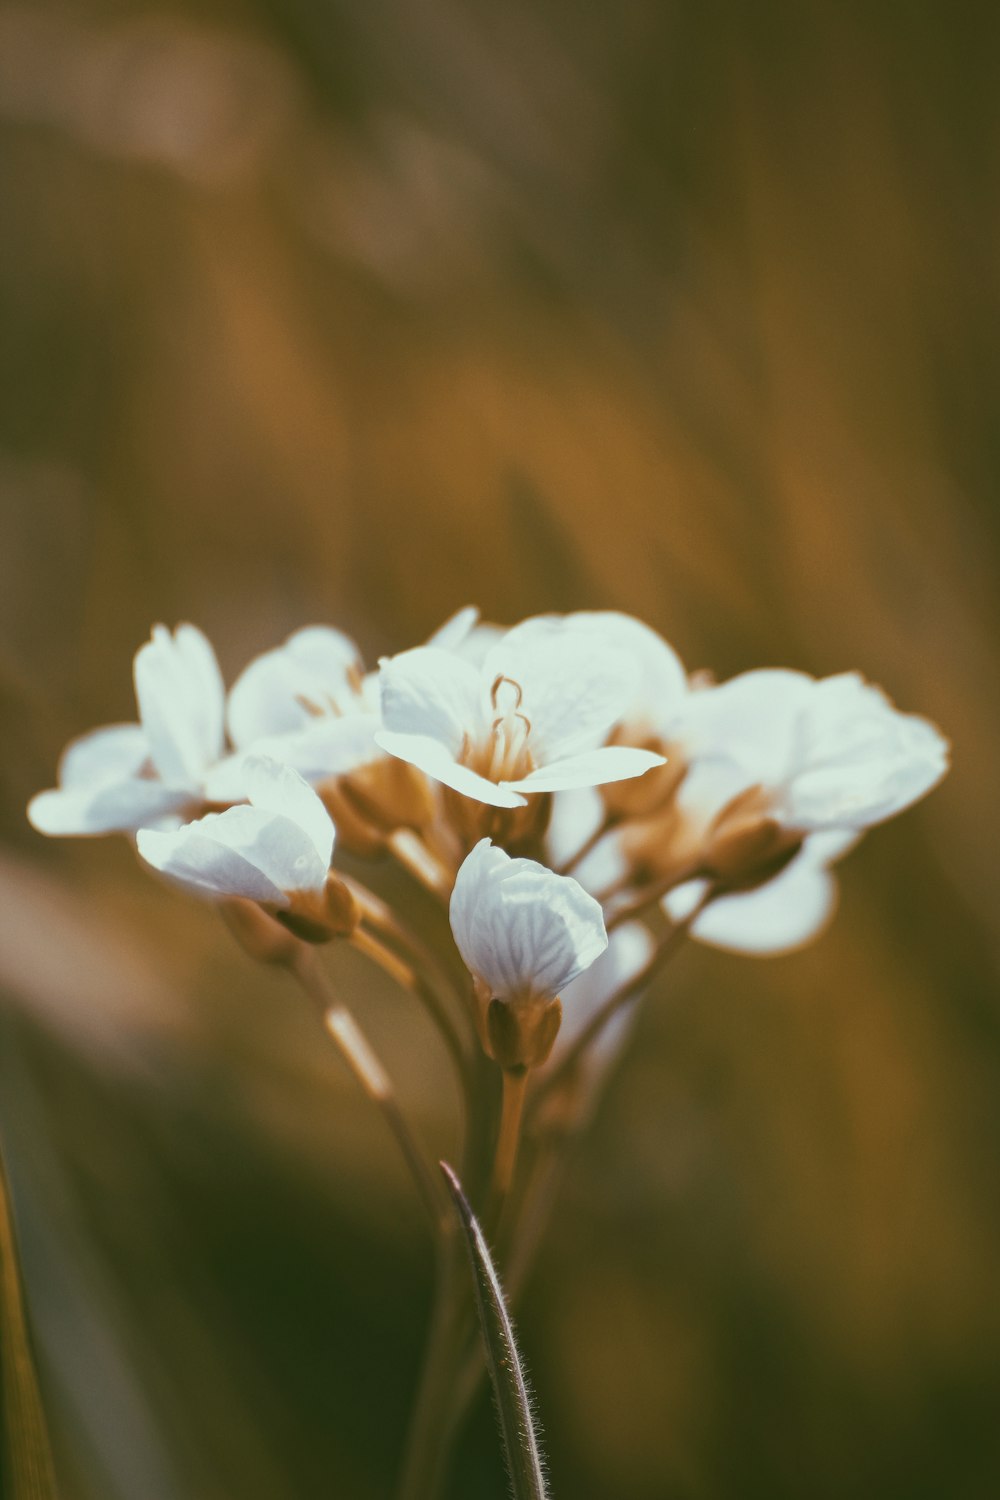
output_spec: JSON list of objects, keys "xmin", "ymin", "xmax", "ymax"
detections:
[
  {"xmin": 28, "ymin": 779, "xmax": 194, "ymax": 837},
  {"xmin": 507, "ymin": 745, "xmax": 666, "ymax": 795},
  {"xmin": 665, "ymin": 857, "xmax": 837, "ymax": 956},
  {"xmin": 137, "ymin": 766, "xmax": 331, "ymax": 901},
  {"xmin": 284, "ymin": 625, "xmax": 361, "ymax": 679},
  {"xmin": 379, "ymin": 647, "xmax": 483, "ymax": 754},
  {"xmin": 134, "ymin": 623, "xmax": 226, "ymax": 785},
  {"xmin": 679, "ymin": 669, "xmax": 815, "ymax": 785},
  {"xmin": 58, "ymin": 723, "xmax": 151, "ymax": 789},
  {"xmin": 208, "ymin": 716, "xmax": 380, "ymax": 799},
  {"xmin": 554, "ymin": 920, "xmax": 655, "ymax": 1060},
  {"xmin": 426, "ymin": 605, "xmax": 480, "ymax": 651},
  {"xmin": 674, "ymin": 755, "xmax": 760, "ymax": 827},
  {"xmin": 375, "ymin": 731, "xmax": 526, "ymax": 808},
  {"xmin": 449, "ymin": 839, "xmax": 608, "ymax": 999},
  {"xmin": 784, "ymin": 676, "xmax": 949, "ymax": 829},
  {"xmin": 137, "ymin": 819, "xmax": 290, "ymax": 904},
  {"xmin": 227, "ymin": 627, "xmax": 360, "ymax": 748},
  {"xmin": 565, "ymin": 612, "xmax": 688, "ymax": 733},
  {"xmin": 242, "ymin": 756, "xmax": 334, "ymax": 870},
  {"xmin": 546, "ymin": 786, "xmax": 605, "ymax": 868},
  {"xmin": 482, "ymin": 617, "xmax": 640, "ymax": 761},
  {"xmin": 227, "ymin": 652, "xmax": 317, "ymax": 747}
]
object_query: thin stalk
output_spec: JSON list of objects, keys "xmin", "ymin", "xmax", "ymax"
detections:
[
  {"xmin": 346, "ymin": 877, "xmax": 469, "ymax": 1009},
  {"xmin": 388, "ymin": 829, "xmax": 453, "ymax": 903},
  {"xmin": 555, "ymin": 810, "xmax": 620, "ymax": 876},
  {"xmin": 349, "ymin": 923, "xmax": 471, "ymax": 1090},
  {"xmin": 394, "ymin": 1051, "xmax": 502, "ymax": 1500},
  {"xmin": 291, "ymin": 950, "xmax": 450, "ymax": 1234},
  {"xmin": 489, "ymin": 1070, "xmax": 528, "ymax": 1222},
  {"xmin": 605, "ymin": 861, "xmax": 701, "ymax": 930}
]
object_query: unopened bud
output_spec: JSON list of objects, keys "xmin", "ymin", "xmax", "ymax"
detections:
[
  {"xmin": 703, "ymin": 785, "xmax": 798, "ymax": 881},
  {"xmin": 706, "ymin": 814, "xmax": 788, "ymax": 879},
  {"xmin": 485, "ymin": 995, "xmax": 563, "ymax": 1072}
]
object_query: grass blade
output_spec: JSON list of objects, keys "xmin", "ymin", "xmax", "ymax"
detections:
[
  {"xmin": 0, "ymin": 1145, "xmax": 59, "ymax": 1498},
  {"xmin": 439, "ymin": 1161, "xmax": 548, "ymax": 1500}
]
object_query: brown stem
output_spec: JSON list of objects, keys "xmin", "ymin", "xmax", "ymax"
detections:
[
  {"xmin": 291, "ymin": 950, "xmax": 450, "ymax": 1234},
  {"xmin": 388, "ymin": 829, "xmax": 453, "ymax": 903},
  {"xmin": 488, "ymin": 1070, "xmax": 528, "ymax": 1222},
  {"xmin": 605, "ymin": 861, "xmax": 702, "ymax": 930},
  {"xmin": 349, "ymin": 922, "xmax": 472, "ymax": 1094}
]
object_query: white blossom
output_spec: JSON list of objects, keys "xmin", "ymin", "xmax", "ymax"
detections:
[
  {"xmin": 449, "ymin": 839, "xmax": 608, "ymax": 1002},
  {"xmin": 376, "ymin": 615, "xmax": 666, "ymax": 809},
  {"xmin": 28, "ymin": 624, "xmax": 225, "ymax": 836},
  {"xmin": 137, "ymin": 756, "xmax": 334, "ymax": 906},
  {"xmin": 678, "ymin": 668, "xmax": 949, "ymax": 837},
  {"xmin": 208, "ymin": 607, "xmax": 481, "ymax": 801}
]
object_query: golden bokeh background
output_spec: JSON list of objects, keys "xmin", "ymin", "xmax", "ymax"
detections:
[{"xmin": 1, "ymin": 2, "xmax": 998, "ymax": 1496}]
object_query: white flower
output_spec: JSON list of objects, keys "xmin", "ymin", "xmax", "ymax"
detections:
[
  {"xmin": 677, "ymin": 668, "xmax": 949, "ymax": 840},
  {"xmin": 376, "ymin": 616, "xmax": 666, "ymax": 809},
  {"xmin": 208, "ymin": 625, "xmax": 380, "ymax": 799},
  {"xmin": 137, "ymin": 756, "xmax": 334, "ymax": 907},
  {"xmin": 450, "ymin": 839, "xmax": 608, "ymax": 1001},
  {"xmin": 28, "ymin": 624, "xmax": 225, "ymax": 837},
  {"xmin": 209, "ymin": 607, "xmax": 482, "ymax": 801}
]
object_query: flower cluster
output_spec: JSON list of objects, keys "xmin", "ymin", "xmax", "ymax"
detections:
[{"xmin": 29, "ymin": 608, "xmax": 948, "ymax": 1084}]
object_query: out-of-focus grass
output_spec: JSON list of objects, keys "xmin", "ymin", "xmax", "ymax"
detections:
[{"xmin": 1, "ymin": 2, "xmax": 998, "ymax": 1496}]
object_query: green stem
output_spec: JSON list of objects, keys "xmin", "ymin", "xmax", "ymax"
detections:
[{"xmin": 394, "ymin": 1049, "xmax": 501, "ymax": 1499}]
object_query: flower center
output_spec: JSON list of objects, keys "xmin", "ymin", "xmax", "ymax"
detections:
[{"xmin": 468, "ymin": 675, "xmax": 535, "ymax": 783}]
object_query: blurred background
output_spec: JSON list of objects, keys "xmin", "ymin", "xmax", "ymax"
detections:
[{"xmin": 1, "ymin": 1, "xmax": 999, "ymax": 1495}]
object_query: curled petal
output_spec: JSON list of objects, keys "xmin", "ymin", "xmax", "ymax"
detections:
[
  {"xmin": 137, "ymin": 817, "xmax": 291, "ymax": 905},
  {"xmin": 450, "ymin": 839, "xmax": 608, "ymax": 999},
  {"xmin": 137, "ymin": 757, "xmax": 334, "ymax": 902},
  {"xmin": 240, "ymin": 756, "xmax": 335, "ymax": 870}
]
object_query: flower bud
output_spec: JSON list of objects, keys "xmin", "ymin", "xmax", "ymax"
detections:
[{"xmin": 485, "ymin": 995, "xmax": 562, "ymax": 1073}]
